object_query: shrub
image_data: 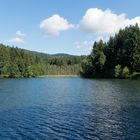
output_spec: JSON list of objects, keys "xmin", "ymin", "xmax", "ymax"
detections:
[
  {"xmin": 114, "ymin": 64, "xmax": 122, "ymax": 78},
  {"xmin": 121, "ymin": 66, "xmax": 130, "ymax": 78}
]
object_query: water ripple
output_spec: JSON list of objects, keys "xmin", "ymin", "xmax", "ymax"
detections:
[
  {"xmin": 0, "ymin": 104, "xmax": 139, "ymax": 140},
  {"xmin": 0, "ymin": 78, "xmax": 140, "ymax": 140}
]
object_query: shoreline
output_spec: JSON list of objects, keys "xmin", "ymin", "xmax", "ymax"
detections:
[
  {"xmin": 0, "ymin": 74, "xmax": 80, "ymax": 79},
  {"xmin": 0, "ymin": 73, "xmax": 139, "ymax": 79},
  {"xmin": 37, "ymin": 75, "xmax": 80, "ymax": 78}
]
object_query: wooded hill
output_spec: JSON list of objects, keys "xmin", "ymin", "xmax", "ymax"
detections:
[{"xmin": 0, "ymin": 44, "xmax": 84, "ymax": 78}]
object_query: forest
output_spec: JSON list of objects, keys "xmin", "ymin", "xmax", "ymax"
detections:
[
  {"xmin": 0, "ymin": 44, "xmax": 84, "ymax": 78},
  {"xmin": 81, "ymin": 24, "xmax": 140, "ymax": 79},
  {"xmin": 0, "ymin": 24, "xmax": 140, "ymax": 78}
]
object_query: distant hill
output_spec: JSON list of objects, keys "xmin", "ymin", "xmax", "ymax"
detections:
[
  {"xmin": 24, "ymin": 49, "xmax": 84, "ymax": 59},
  {"xmin": 23, "ymin": 49, "xmax": 86, "ymax": 65}
]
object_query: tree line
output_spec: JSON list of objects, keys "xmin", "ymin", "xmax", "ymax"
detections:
[
  {"xmin": 0, "ymin": 44, "xmax": 83, "ymax": 78},
  {"xmin": 81, "ymin": 24, "xmax": 140, "ymax": 79}
]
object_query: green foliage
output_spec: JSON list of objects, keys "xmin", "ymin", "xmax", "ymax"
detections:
[
  {"xmin": 80, "ymin": 58, "xmax": 93, "ymax": 77},
  {"xmin": 0, "ymin": 44, "xmax": 82, "ymax": 78},
  {"xmin": 81, "ymin": 24, "xmax": 140, "ymax": 79},
  {"xmin": 81, "ymin": 40, "xmax": 106, "ymax": 78},
  {"xmin": 121, "ymin": 66, "xmax": 130, "ymax": 78},
  {"xmin": 114, "ymin": 65, "xmax": 122, "ymax": 78}
]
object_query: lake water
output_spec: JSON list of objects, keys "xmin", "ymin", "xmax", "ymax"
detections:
[{"xmin": 0, "ymin": 78, "xmax": 140, "ymax": 140}]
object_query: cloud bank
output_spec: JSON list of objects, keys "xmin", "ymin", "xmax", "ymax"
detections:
[{"xmin": 79, "ymin": 8, "xmax": 140, "ymax": 36}]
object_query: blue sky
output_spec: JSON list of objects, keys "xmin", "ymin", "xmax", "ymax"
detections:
[{"xmin": 0, "ymin": 0, "xmax": 140, "ymax": 55}]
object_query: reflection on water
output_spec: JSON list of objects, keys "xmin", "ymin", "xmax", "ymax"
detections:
[{"xmin": 0, "ymin": 78, "xmax": 140, "ymax": 140}]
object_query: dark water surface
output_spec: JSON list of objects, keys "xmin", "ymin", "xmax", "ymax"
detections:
[{"xmin": 0, "ymin": 78, "xmax": 140, "ymax": 140}]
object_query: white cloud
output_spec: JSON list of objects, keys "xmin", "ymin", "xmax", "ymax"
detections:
[
  {"xmin": 8, "ymin": 37, "xmax": 24, "ymax": 43},
  {"xmin": 16, "ymin": 30, "xmax": 26, "ymax": 37},
  {"xmin": 79, "ymin": 8, "xmax": 140, "ymax": 36},
  {"xmin": 74, "ymin": 40, "xmax": 94, "ymax": 49},
  {"xmin": 8, "ymin": 30, "xmax": 25, "ymax": 44},
  {"xmin": 40, "ymin": 14, "xmax": 74, "ymax": 36},
  {"xmin": 74, "ymin": 35, "xmax": 108, "ymax": 50}
]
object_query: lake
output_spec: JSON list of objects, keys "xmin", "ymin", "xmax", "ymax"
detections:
[{"xmin": 0, "ymin": 77, "xmax": 140, "ymax": 140}]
